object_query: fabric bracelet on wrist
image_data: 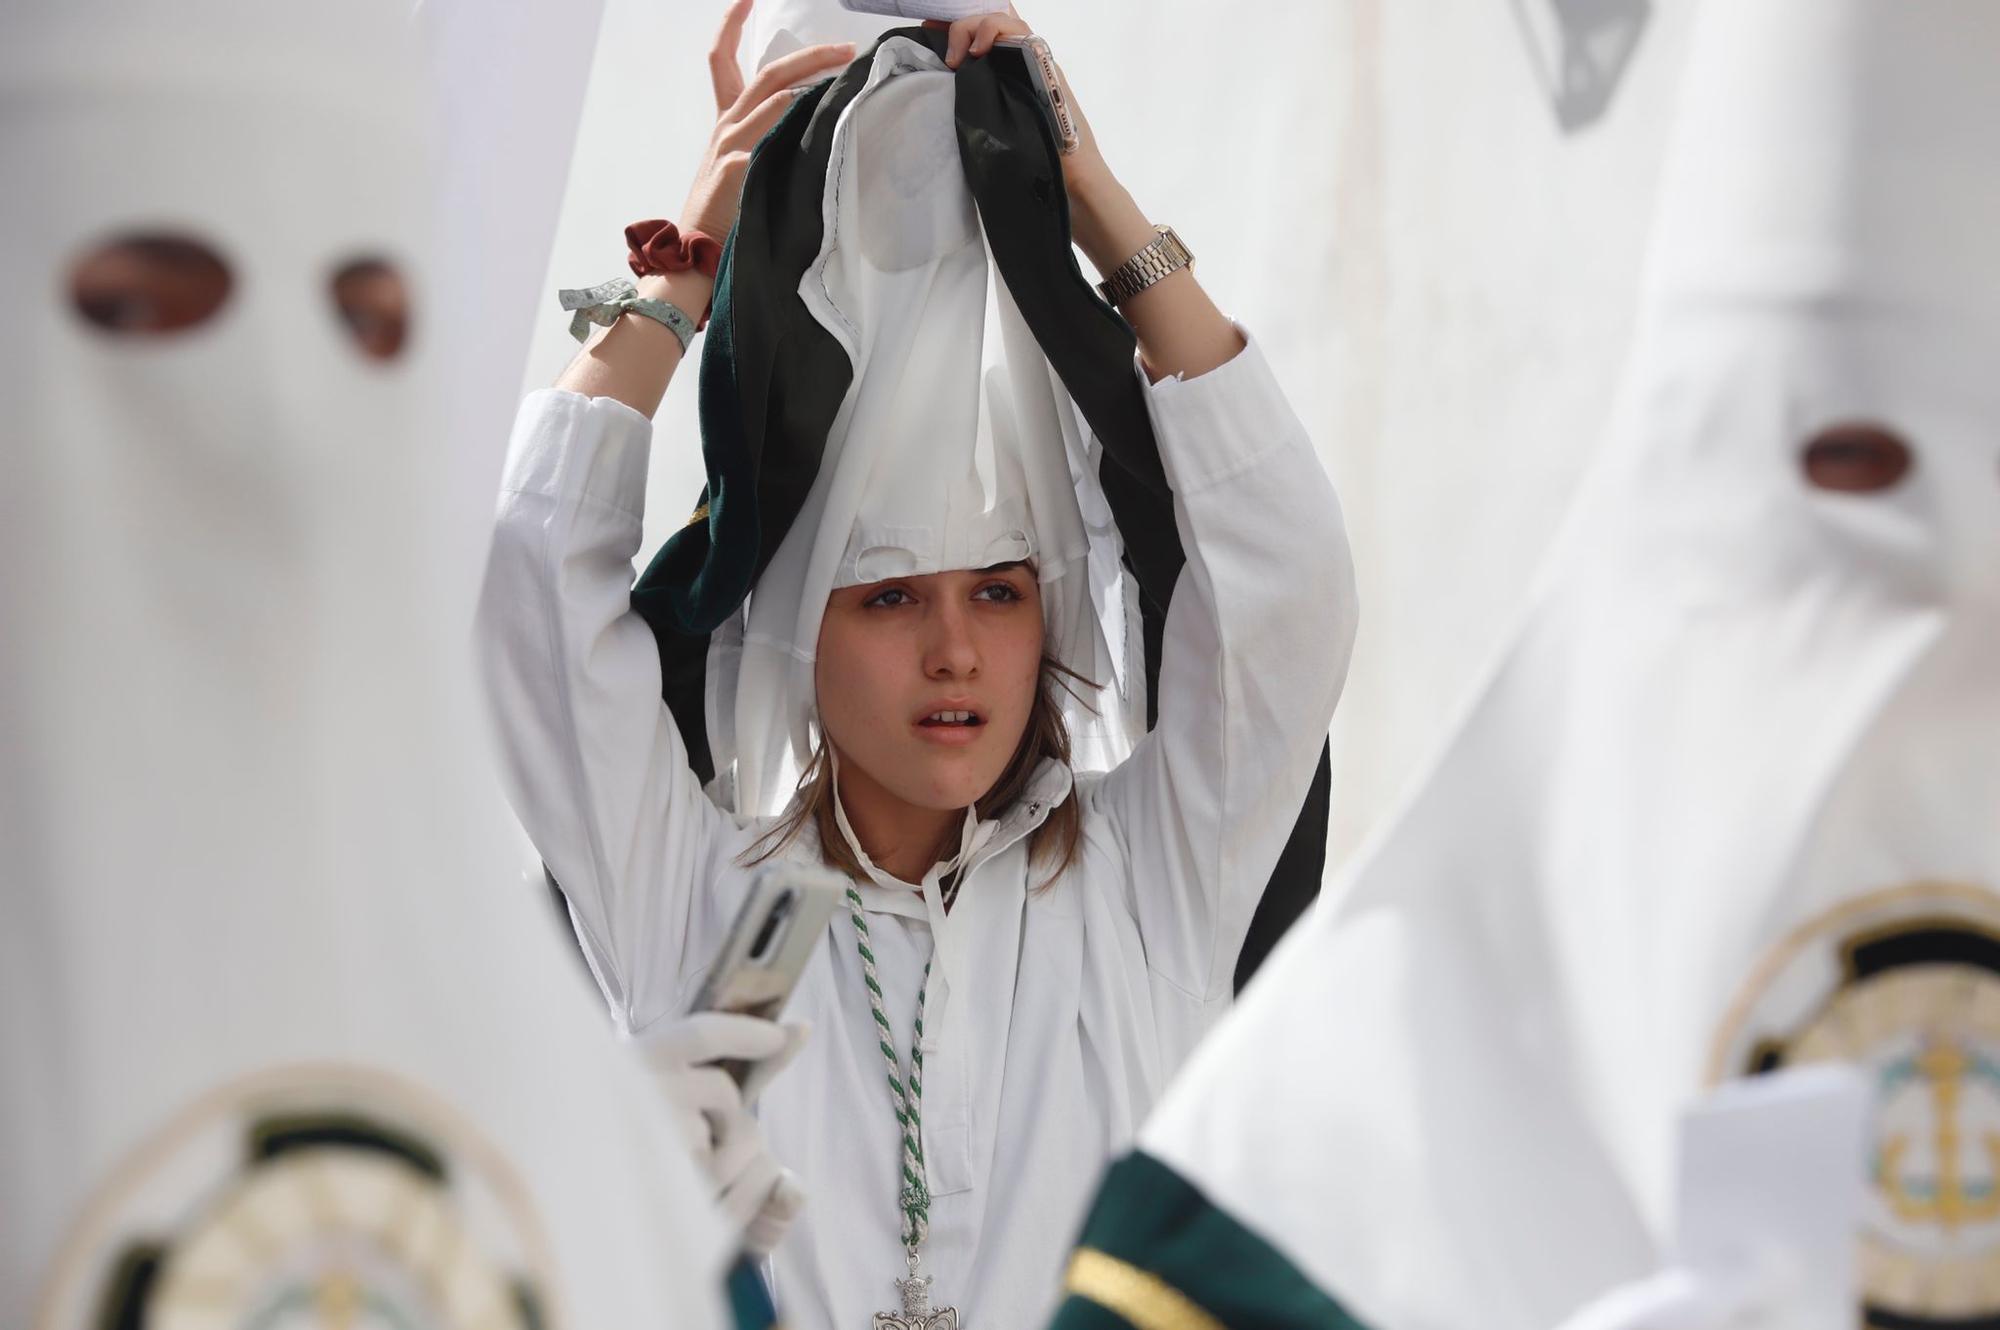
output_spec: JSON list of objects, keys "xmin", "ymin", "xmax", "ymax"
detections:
[{"xmin": 558, "ymin": 278, "xmax": 700, "ymax": 353}]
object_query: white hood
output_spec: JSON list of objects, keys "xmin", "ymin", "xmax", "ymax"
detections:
[
  {"xmin": 0, "ymin": 2, "xmax": 731, "ymax": 1325},
  {"xmin": 1136, "ymin": 1, "xmax": 2000, "ymax": 1327}
]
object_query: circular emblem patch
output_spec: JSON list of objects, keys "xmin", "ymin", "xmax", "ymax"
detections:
[
  {"xmin": 1710, "ymin": 881, "xmax": 2000, "ymax": 1327},
  {"xmin": 35, "ymin": 1064, "xmax": 558, "ymax": 1330}
]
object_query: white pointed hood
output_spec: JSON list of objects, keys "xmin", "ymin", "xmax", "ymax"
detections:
[
  {"xmin": 0, "ymin": 3, "xmax": 731, "ymax": 1326},
  {"xmin": 1124, "ymin": 2, "xmax": 2000, "ymax": 1328}
]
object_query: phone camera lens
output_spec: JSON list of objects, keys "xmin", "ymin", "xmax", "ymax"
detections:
[{"xmin": 749, "ymin": 889, "xmax": 797, "ymax": 960}]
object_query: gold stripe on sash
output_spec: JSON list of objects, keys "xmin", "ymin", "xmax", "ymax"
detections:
[{"xmin": 1064, "ymin": 1247, "xmax": 1225, "ymax": 1330}]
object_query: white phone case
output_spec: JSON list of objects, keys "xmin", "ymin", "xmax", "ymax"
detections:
[
  {"xmin": 687, "ymin": 865, "xmax": 843, "ymax": 1096},
  {"xmin": 838, "ymin": 0, "xmax": 992, "ymax": 19}
]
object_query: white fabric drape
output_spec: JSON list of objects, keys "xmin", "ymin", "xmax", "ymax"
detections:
[
  {"xmin": 0, "ymin": 3, "xmax": 730, "ymax": 1325},
  {"xmin": 416, "ymin": 0, "xmax": 609, "ymax": 629},
  {"xmin": 1136, "ymin": 2, "xmax": 2000, "ymax": 1328},
  {"xmin": 715, "ymin": 40, "xmax": 1131, "ymax": 816}
]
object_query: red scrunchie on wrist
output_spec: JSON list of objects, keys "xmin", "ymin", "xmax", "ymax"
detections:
[
  {"xmin": 625, "ymin": 219, "xmax": 723, "ymax": 280},
  {"xmin": 625, "ymin": 219, "xmax": 720, "ymax": 329}
]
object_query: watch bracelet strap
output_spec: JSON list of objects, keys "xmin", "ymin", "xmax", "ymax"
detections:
[
  {"xmin": 1097, "ymin": 224, "xmax": 1193, "ymax": 306},
  {"xmin": 559, "ymin": 278, "xmax": 699, "ymax": 353}
]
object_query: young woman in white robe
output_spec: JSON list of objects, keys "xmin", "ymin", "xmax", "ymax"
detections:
[{"xmin": 478, "ymin": 6, "xmax": 1358, "ymax": 1327}]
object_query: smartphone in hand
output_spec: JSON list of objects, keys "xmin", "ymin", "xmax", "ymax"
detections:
[
  {"xmin": 995, "ymin": 34, "xmax": 1078, "ymax": 154},
  {"xmin": 685, "ymin": 865, "xmax": 843, "ymax": 1092}
]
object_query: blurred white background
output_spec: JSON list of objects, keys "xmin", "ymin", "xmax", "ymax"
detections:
[{"xmin": 512, "ymin": 0, "xmax": 1695, "ymax": 876}]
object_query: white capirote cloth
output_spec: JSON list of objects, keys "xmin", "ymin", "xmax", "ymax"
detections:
[
  {"xmin": 478, "ymin": 329, "xmax": 1356, "ymax": 1327},
  {"xmin": 713, "ymin": 39, "xmax": 1136, "ymax": 818},
  {"xmin": 1135, "ymin": 3, "xmax": 2000, "ymax": 1330},
  {"xmin": 0, "ymin": 3, "xmax": 731, "ymax": 1327}
]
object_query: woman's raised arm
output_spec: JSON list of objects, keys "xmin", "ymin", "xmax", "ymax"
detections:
[
  {"xmin": 554, "ymin": 0, "xmax": 853, "ymax": 416},
  {"xmin": 941, "ymin": 12, "xmax": 1356, "ymax": 1003},
  {"xmin": 476, "ymin": 6, "xmax": 852, "ymax": 1032},
  {"xmin": 933, "ymin": 8, "xmax": 1243, "ymax": 383}
]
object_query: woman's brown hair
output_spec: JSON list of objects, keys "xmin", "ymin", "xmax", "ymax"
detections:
[{"xmin": 743, "ymin": 655, "xmax": 1093, "ymax": 889}]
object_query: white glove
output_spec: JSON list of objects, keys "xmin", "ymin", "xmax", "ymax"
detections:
[{"xmin": 640, "ymin": 1012, "xmax": 810, "ymax": 1257}]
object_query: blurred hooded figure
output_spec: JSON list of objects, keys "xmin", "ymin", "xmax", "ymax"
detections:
[
  {"xmin": 1047, "ymin": 1, "xmax": 2000, "ymax": 1328},
  {"xmin": 0, "ymin": 2, "xmax": 734, "ymax": 1327}
]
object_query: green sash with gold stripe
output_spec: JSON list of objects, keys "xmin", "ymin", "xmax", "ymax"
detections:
[{"xmin": 1050, "ymin": 1152, "xmax": 1367, "ymax": 1330}]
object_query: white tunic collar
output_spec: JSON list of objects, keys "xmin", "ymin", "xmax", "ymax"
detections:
[{"xmin": 816, "ymin": 755, "xmax": 1075, "ymax": 921}]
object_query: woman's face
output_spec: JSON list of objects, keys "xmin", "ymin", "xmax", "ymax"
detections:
[{"xmin": 815, "ymin": 562, "xmax": 1045, "ymax": 814}]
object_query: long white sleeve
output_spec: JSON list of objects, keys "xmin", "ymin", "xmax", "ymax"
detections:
[
  {"xmin": 1089, "ymin": 331, "xmax": 1358, "ymax": 1002},
  {"xmin": 476, "ymin": 388, "xmax": 751, "ymax": 1034}
]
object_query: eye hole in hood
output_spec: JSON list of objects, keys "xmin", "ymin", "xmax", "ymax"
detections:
[
  {"xmin": 1801, "ymin": 421, "xmax": 1914, "ymax": 495},
  {"xmin": 67, "ymin": 232, "xmax": 232, "ymax": 337},
  {"xmin": 331, "ymin": 256, "xmax": 410, "ymax": 363}
]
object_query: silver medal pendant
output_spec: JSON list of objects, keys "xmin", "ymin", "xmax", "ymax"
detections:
[{"xmin": 873, "ymin": 1253, "xmax": 957, "ymax": 1330}]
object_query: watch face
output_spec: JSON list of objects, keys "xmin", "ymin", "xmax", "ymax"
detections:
[
  {"xmin": 37, "ymin": 1065, "xmax": 558, "ymax": 1330},
  {"xmin": 1711, "ymin": 882, "xmax": 2000, "ymax": 1328}
]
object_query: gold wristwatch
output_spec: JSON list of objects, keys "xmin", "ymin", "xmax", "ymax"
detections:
[{"xmin": 1097, "ymin": 225, "xmax": 1194, "ymax": 306}]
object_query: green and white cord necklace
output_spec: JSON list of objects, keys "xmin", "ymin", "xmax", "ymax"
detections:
[{"xmin": 846, "ymin": 885, "xmax": 959, "ymax": 1330}]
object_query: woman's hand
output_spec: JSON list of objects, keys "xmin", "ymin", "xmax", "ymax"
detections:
[
  {"xmin": 930, "ymin": 7, "xmax": 1240, "ymax": 380},
  {"xmin": 640, "ymin": 1012, "xmax": 811, "ymax": 1257},
  {"xmin": 555, "ymin": 2, "xmax": 856, "ymax": 413},
  {"xmin": 681, "ymin": 0, "xmax": 856, "ymax": 242},
  {"xmin": 926, "ymin": 10, "xmax": 1109, "ymax": 194},
  {"xmin": 923, "ymin": 9, "xmax": 1154, "ymax": 276}
]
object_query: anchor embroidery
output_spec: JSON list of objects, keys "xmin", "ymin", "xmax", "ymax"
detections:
[{"xmin": 1878, "ymin": 1037, "xmax": 2000, "ymax": 1231}]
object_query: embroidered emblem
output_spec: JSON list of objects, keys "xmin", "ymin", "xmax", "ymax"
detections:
[
  {"xmin": 1710, "ymin": 881, "xmax": 2000, "ymax": 1328},
  {"xmin": 35, "ymin": 1064, "xmax": 557, "ymax": 1330}
]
